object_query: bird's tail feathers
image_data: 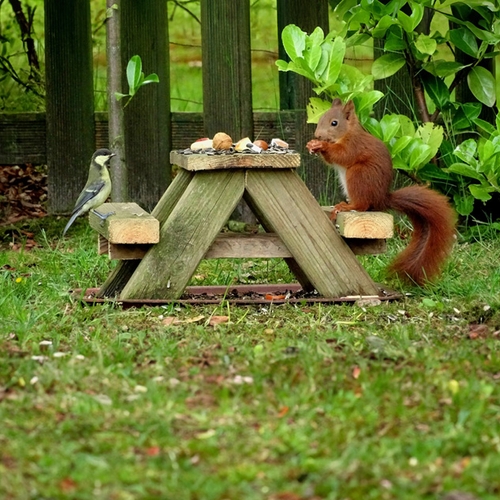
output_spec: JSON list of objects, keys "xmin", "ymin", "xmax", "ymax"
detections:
[{"xmin": 62, "ymin": 211, "xmax": 82, "ymax": 237}]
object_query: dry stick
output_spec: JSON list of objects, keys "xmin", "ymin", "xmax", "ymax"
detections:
[{"xmin": 8, "ymin": 0, "xmax": 40, "ymax": 71}]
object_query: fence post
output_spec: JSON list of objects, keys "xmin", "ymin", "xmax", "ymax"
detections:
[
  {"xmin": 44, "ymin": 0, "xmax": 95, "ymax": 214},
  {"xmin": 200, "ymin": 0, "xmax": 253, "ymax": 140},
  {"xmin": 276, "ymin": 0, "xmax": 330, "ymax": 203},
  {"xmin": 121, "ymin": 0, "xmax": 171, "ymax": 211}
]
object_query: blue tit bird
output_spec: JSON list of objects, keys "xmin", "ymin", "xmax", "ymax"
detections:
[{"xmin": 62, "ymin": 149, "xmax": 115, "ymax": 236}]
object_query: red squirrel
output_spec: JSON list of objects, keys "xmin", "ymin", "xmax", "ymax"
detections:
[{"xmin": 307, "ymin": 98, "xmax": 456, "ymax": 285}]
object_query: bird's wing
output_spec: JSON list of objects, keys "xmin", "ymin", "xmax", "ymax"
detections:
[{"xmin": 72, "ymin": 180, "xmax": 106, "ymax": 215}]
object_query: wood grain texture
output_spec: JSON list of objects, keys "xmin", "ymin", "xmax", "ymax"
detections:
[
  {"xmin": 89, "ymin": 203, "xmax": 159, "ymax": 244},
  {"xmin": 333, "ymin": 211, "xmax": 394, "ymax": 239},
  {"xmin": 201, "ymin": 0, "xmax": 252, "ymax": 140},
  {"xmin": 44, "ymin": 0, "xmax": 95, "ymax": 213},
  {"xmin": 98, "ymin": 169, "xmax": 193, "ymax": 298},
  {"xmin": 170, "ymin": 151, "xmax": 301, "ymax": 171},
  {"xmin": 245, "ymin": 170, "xmax": 380, "ymax": 297},
  {"xmin": 121, "ymin": 0, "xmax": 171, "ymax": 211},
  {"xmin": 205, "ymin": 232, "xmax": 291, "ymax": 259},
  {"xmin": 120, "ymin": 170, "xmax": 246, "ymax": 300}
]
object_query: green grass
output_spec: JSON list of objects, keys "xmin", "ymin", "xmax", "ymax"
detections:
[{"xmin": 1, "ymin": 217, "xmax": 500, "ymax": 499}]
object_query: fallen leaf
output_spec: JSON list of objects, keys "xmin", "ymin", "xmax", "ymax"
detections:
[
  {"xmin": 265, "ymin": 293, "xmax": 286, "ymax": 301},
  {"xmin": 277, "ymin": 406, "xmax": 289, "ymax": 418},
  {"xmin": 209, "ymin": 315, "xmax": 229, "ymax": 326},
  {"xmin": 145, "ymin": 446, "xmax": 161, "ymax": 457},
  {"xmin": 59, "ymin": 477, "xmax": 77, "ymax": 493},
  {"xmin": 468, "ymin": 324, "xmax": 489, "ymax": 339}
]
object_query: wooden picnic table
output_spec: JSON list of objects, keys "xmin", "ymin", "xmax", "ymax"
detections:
[{"xmin": 96, "ymin": 150, "xmax": 389, "ymax": 301}]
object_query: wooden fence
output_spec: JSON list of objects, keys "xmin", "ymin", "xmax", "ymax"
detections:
[{"xmin": 37, "ymin": 0, "xmax": 331, "ymax": 214}]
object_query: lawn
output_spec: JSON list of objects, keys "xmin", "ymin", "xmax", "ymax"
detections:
[{"xmin": 1, "ymin": 217, "xmax": 500, "ymax": 499}]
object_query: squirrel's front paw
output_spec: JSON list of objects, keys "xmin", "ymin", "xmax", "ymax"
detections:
[{"xmin": 306, "ymin": 139, "xmax": 323, "ymax": 154}]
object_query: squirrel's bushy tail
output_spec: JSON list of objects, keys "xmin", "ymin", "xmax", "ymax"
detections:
[{"xmin": 388, "ymin": 185, "xmax": 456, "ymax": 285}]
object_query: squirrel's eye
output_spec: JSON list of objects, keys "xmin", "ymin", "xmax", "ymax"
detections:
[{"xmin": 331, "ymin": 120, "xmax": 338, "ymax": 127}]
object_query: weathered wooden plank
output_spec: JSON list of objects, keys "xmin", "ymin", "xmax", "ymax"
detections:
[
  {"xmin": 89, "ymin": 202, "xmax": 159, "ymax": 244},
  {"xmin": 321, "ymin": 210, "xmax": 394, "ymax": 239},
  {"xmin": 205, "ymin": 232, "xmax": 291, "ymax": 259},
  {"xmin": 98, "ymin": 231, "xmax": 387, "ymax": 261},
  {"xmin": 170, "ymin": 151, "xmax": 300, "ymax": 171},
  {"xmin": 345, "ymin": 238, "xmax": 387, "ymax": 256},
  {"xmin": 336, "ymin": 211, "xmax": 393, "ymax": 239},
  {"xmin": 120, "ymin": 0, "xmax": 171, "ymax": 211},
  {"xmin": 44, "ymin": 0, "xmax": 95, "ymax": 213},
  {"xmin": 120, "ymin": 170, "xmax": 246, "ymax": 300},
  {"xmin": 201, "ymin": 0, "xmax": 252, "ymax": 140},
  {"xmin": 245, "ymin": 169, "xmax": 380, "ymax": 297},
  {"xmin": 97, "ymin": 168, "xmax": 194, "ymax": 297},
  {"xmin": 97, "ymin": 235, "xmax": 152, "ymax": 260}
]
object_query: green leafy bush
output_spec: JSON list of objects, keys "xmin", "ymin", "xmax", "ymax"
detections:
[{"xmin": 277, "ymin": 0, "xmax": 500, "ymax": 219}]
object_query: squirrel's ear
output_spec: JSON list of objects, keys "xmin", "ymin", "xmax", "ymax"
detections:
[
  {"xmin": 343, "ymin": 100, "xmax": 356, "ymax": 119},
  {"xmin": 331, "ymin": 98, "xmax": 342, "ymax": 107}
]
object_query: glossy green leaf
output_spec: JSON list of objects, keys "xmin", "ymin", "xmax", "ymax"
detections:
[
  {"xmin": 305, "ymin": 44, "xmax": 322, "ymax": 73},
  {"xmin": 372, "ymin": 53, "xmax": 406, "ymax": 80},
  {"xmin": 465, "ymin": 21, "xmax": 500, "ymax": 44},
  {"xmin": 373, "ymin": 15, "xmax": 395, "ymax": 38},
  {"xmin": 454, "ymin": 139, "xmax": 478, "ymax": 164},
  {"xmin": 469, "ymin": 184, "xmax": 493, "ymax": 201},
  {"xmin": 409, "ymin": 143, "xmax": 432, "ymax": 171},
  {"xmin": 449, "ymin": 28, "xmax": 478, "ymax": 58},
  {"xmin": 467, "ymin": 66, "xmax": 496, "ymax": 107},
  {"xmin": 142, "ymin": 74, "xmax": 159, "ymax": 85},
  {"xmin": 334, "ymin": 0, "xmax": 359, "ymax": 20},
  {"xmin": 447, "ymin": 162, "xmax": 483, "ymax": 181},
  {"xmin": 397, "ymin": 3, "xmax": 424, "ymax": 33},
  {"xmin": 473, "ymin": 118, "xmax": 496, "ymax": 136},
  {"xmin": 354, "ymin": 90, "xmax": 384, "ymax": 114},
  {"xmin": 423, "ymin": 60, "xmax": 468, "ymax": 78},
  {"xmin": 416, "ymin": 123, "xmax": 444, "ymax": 158},
  {"xmin": 391, "ymin": 136, "xmax": 413, "ymax": 156},
  {"xmin": 127, "ymin": 55, "xmax": 143, "ymax": 95},
  {"xmin": 281, "ymin": 25, "xmax": 306, "ymax": 61},
  {"xmin": 415, "ymin": 34, "xmax": 437, "ymax": 55},
  {"xmin": 306, "ymin": 97, "xmax": 332, "ymax": 124},
  {"xmin": 326, "ymin": 37, "xmax": 346, "ymax": 84},
  {"xmin": 453, "ymin": 193, "xmax": 474, "ymax": 216},
  {"xmin": 379, "ymin": 115, "xmax": 401, "ymax": 142},
  {"xmin": 421, "ymin": 73, "xmax": 450, "ymax": 110}
]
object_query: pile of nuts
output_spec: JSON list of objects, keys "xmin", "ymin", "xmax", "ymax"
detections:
[{"xmin": 176, "ymin": 133, "xmax": 294, "ymax": 155}]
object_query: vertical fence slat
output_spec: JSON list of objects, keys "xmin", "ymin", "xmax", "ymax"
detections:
[
  {"xmin": 121, "ymin": 0, "xmax": 171, "ymax": 211},
  {"xmin": 44, "ymin": 0, "xmax": 95, "ymax": 214},
  {"xmin": 201, "ymin": 0, "xmax": 253, "ymax": 140},
  {"xmin": 276, "ymin": 0, "xmax": 331, "ymax": 203}
]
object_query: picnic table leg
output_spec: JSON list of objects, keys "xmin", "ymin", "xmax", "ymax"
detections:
[
  {"xmin": 97, "ymin": 169, "xmax": 194, "ymax": 297},
  {"xmin": 120, "ymin": 170, "xmax": 246, "ymax": 300},
  {"xmin": 245, "ymin": 169, "xmax": 380, "ymax": 297}
]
